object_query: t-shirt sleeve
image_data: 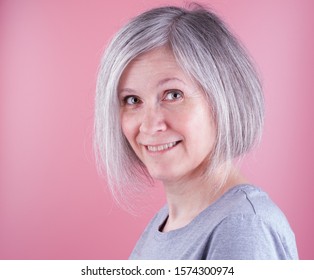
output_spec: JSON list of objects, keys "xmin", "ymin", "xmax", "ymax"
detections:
[{"xmin": 205, "ymin": 214, "xmax": 298, "ymax": 260}]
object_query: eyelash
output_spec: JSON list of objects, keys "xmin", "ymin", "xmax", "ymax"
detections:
[
  {"xmin": 122, "ymin": 89, "xmax": 184, "ymax": 106},
  {"xmin": 123, "ymin": 95, "xmax": 141, "ymax": 105},
  {"xmin": 163, "ymin": 90, "xmax": 183, "ymax": 101}
]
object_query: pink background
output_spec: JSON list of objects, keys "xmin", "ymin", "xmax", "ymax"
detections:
[{"xmin": 1, "ymin": 0, "xmax": 313, "ymax": 259}]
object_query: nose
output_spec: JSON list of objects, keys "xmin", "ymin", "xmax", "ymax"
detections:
[{"xmin": 139, "ymin": 106, "xmax": 167, "ymax": 135}]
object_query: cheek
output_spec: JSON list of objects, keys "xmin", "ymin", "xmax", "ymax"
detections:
[
  {"xmin": 181, "ymin": 106, "xmax": 216, "ymax": 146},
  {"xmin": 120, "ymin": 113, "xmax": 131, "ymax": 140},
  {"xmin": 120, "ymin": 112, "xmax": 138, "ymax": 145}
]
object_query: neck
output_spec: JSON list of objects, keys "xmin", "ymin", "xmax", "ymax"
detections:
[{"xmin": 161, "ymin": 165, "xmax": 248, "ymax": 232}]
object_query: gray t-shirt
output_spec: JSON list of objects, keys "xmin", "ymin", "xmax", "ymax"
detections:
[{"xmin": 129, "ymin": 185, "xmax": 298, "ymax": 259}]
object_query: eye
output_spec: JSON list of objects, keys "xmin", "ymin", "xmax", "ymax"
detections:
[
  {"xmin": 163, "ymin": 90, "xmax": 183, "ymax": 101},
  {"xmin": 123, "ymin": 95, "xmax": 141, "ymax": 105}
]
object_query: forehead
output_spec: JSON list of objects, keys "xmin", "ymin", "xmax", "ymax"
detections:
[
  {"xmin": 128, "ymin": 46, "xmax": 178, "ymax": 71},
  {"xmin": 118, "ymin": 47, "xmax": 191, "ymax": 90}
]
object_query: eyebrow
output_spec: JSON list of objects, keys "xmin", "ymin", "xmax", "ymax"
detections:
[
  {"xmin": 156, "ymin": 77, "xmax": 186, "ymax": 87},
  {"xmin": 118, "ymin": 88, "xmax": 136, "ymax": 97},
  {"xmin": 118, "ymin": 77, "xmax": 186, "ymax": 97}
]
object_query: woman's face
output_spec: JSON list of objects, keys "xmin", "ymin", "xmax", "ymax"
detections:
[{"xmin": 118, "ymin": 47, "xmax": 216, "ymax": 184}]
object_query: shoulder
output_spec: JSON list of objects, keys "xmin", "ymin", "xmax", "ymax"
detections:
[
  {"xmin": 206, "ymin": 185, "xmax": 298, "ymax": 259},
  {"xmin": 217, "ymin": 185, "xmax": 287, "ymax": 223}
]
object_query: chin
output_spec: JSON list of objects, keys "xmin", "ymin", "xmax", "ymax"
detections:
[{"xmin": 148, "ymin": 169, "xmax": 183, "ymax": 183}]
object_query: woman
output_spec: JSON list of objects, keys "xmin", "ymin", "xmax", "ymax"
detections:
[{"xmin": 94, "ymin": 5, "xmax": 298, "ymax": 259}]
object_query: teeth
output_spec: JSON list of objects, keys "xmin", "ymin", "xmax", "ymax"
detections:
[{"xmin": 147, "ymin": 141, "xmax": 178, "ymax": 152}]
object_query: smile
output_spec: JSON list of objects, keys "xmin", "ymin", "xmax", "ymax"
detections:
[{"xmin": 146, "ymin": 141, "xmax": 180, "ymax": 152}]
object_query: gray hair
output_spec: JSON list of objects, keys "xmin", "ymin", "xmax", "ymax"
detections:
[{"xmin": 94, "ymin": 4, "xmax": 264, "ymax": 208}]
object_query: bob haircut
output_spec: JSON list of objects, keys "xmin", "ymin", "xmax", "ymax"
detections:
[{"xmin": 94, "ymin": 4, "xmax": 264, "ymax": 207}]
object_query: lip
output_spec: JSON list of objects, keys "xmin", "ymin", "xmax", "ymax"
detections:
[{"xmin": 144, "ymin": 140, "xmax": 181, "ymax": 154}]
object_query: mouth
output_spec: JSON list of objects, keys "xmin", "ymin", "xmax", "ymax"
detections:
[{"xmin": 145, "ymin": 141, "xmax": 181, "ymax": 153}]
